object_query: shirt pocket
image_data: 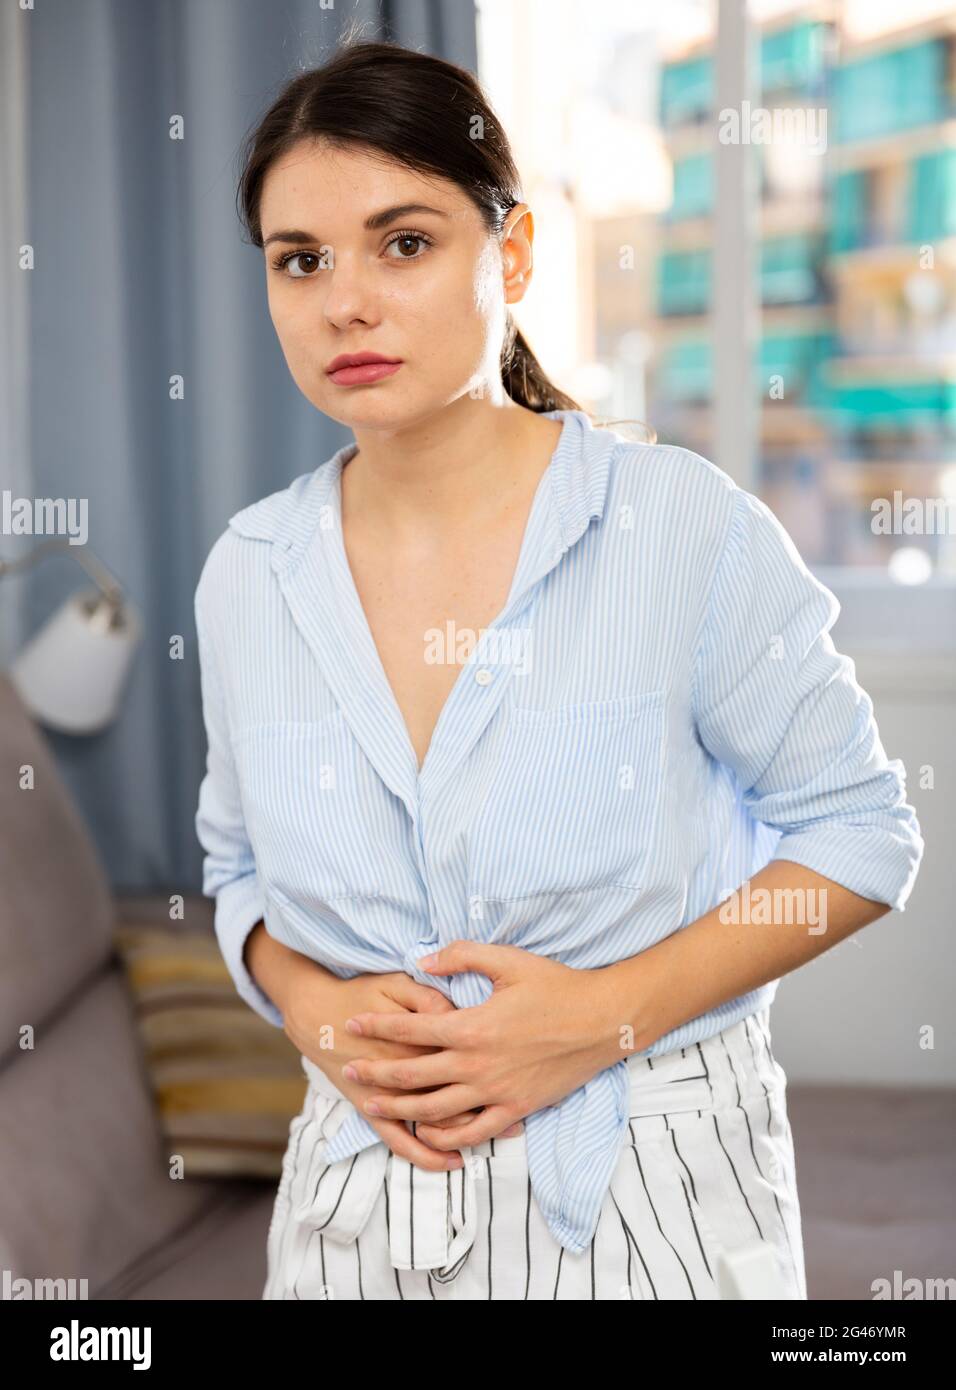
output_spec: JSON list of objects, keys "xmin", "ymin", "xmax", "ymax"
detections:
[
  {"xmin": 468, "ymin": 689, "xmax": 666, "ymax": 901},
  {"xmin": 232, "ymin": 709, "xmax": 390, "ymax": 902}
]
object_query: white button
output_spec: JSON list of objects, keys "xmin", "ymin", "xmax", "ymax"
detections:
[{"xmin": 475, "ymin": 668, "xmax": 493, "ymax": 686}]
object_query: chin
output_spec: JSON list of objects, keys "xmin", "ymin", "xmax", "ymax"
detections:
[{"xmin": 329, "ymin": 395, "xmax": 442, "ymax": 433}]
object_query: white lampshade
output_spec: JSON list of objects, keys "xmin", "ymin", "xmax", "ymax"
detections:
[{"xmin": 9, "ymin": 587, "xmax": 141, "ymax": 733}]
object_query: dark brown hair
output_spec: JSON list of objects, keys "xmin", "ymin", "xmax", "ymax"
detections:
[{"xmin": 236, "ymin": 36, "xmax": 654, "ymax": 440}]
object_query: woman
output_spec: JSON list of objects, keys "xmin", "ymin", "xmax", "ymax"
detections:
[{"xmin": 194, "ymin": 39, "xmax": 923, "ymax": 1301}]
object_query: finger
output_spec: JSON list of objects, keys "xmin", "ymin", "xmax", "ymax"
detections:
[
  {"xmin": 371, "ymin": 1116, "xmax": 463, "ymax": 1173},
  {"xmin": 382, "ymin": 975, "xmax": 457, "ymax": 1014},
  {"xmin": 344, "ymin": 1048, "xmax": 462, "ymax": 1091},
  {"xmin": 411, "ymin": 1111, "xmax": 483, "ymax": 1152},
  {"xmin": 345, "ymin": 1007, "xmax": 464, "ymax": 1047},
  {"xmin": 412, "ymin": 1104, "xmax": 518, "ymax": 1150},
  {"xmin": 418, "ymin": 1115, "xmax": 524, "ymax": 1144},
  {"xmin": 415, "ymin": 991, "xmax": 458, "ymax": 1013},
  {"xmin": 417, "ymin": 1109, "xmax": 483, "ymax": 1130},
  {"xmin": 362, "ymin": 1083, "xmax": 480, "ymax": 1126}
]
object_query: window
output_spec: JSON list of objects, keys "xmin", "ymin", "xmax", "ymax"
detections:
[{"xmin": 477, "ymin": 0, "xmax": 956, "ymax": 648}]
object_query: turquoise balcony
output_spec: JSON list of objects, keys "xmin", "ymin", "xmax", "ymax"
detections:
[{"xmin": 834, "ymin": 40, "xmax": 949, "ymax": 143}]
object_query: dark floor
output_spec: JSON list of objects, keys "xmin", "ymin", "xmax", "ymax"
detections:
[{"xmin": 788, "ymin": 1084, "xmax": 956, "ymax": 1301}]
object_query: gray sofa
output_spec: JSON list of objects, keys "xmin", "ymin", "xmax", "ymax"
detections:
[{"xmin": 0, "ymin": 674, "xmax": 273, "ymax": 1300}]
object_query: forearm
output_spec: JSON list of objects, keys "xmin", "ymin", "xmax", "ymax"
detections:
[
  {"xmin": 601, "ymin": 859, "xmax": 893, "ymax": 1057},
  {"xmin": 243, "ymin": 920, "xmax": 342, "ymax": 1026}
]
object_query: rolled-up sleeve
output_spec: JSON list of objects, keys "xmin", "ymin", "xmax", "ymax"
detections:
[
  {"xmin": 691, "ymin": 484, "xmax": 924, "ymax": 913},
  {"xmin": 194, "ymin": 575, "xmax": 285, "ymax": 1026}
]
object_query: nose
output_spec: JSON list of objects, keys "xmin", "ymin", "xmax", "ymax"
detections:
[{"xmin": 321, "ymin": 251, "xmax": 380, "ymax": 332}]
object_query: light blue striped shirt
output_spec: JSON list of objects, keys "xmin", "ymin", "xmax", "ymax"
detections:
[{"xmin": 194, "ymin": 408, "xmax": 923, "ymax": 1256}]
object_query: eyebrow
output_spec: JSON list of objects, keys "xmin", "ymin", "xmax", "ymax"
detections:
[{"xmin": 262, "ymin": 204, "xmax": 451, "ymax": 249}]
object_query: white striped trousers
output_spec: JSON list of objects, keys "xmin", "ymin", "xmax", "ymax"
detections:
[{"xmin": 262, "ymin": 1006, "xmax": 808, "ymax": 1301}]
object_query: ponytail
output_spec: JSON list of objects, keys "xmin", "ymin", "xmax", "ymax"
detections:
[{"xmin": 500, "ymin": 316, "xmax": 657, "ymax": 443}]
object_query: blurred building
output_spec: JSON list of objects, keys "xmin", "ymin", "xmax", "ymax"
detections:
[{"xmin": 651, "ymin": 3, "xmax": 956, "ymax": 570}]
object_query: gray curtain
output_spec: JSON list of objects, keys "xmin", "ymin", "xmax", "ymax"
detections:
[{"xmin": 5, "ymin": 0, "xmax": 478, "ymax": 887}]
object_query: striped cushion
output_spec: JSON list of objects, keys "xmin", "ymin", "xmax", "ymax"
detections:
[{"xmin": 114, "ymin": 923, "xmax": 307, "ymax": 1179}]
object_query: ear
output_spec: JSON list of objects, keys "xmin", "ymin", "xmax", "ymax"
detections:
[{"xmin": 502, "ymin": 203, "xmax": 534, "ymax": 308}]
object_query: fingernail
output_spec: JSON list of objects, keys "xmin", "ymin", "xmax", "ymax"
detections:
[
  {"xmin": 418, "ymin": 954, "xmax": 437, "ymax": 969},
  {"xmin": 342, "ymin": 1065, "xmax": 358, "ymax": 1080},
  {"xmin": 447, "ymin": 1155, "xmax": 463, "ymax": 1168},
  {"xmin": 365, "ymin": 1100, "xmax": 381, "ymax": 1115}
]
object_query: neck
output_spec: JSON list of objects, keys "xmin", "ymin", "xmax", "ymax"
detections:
[{"xmin": 342, "ymin": 397, "xmax": 564, "ymax": 539}]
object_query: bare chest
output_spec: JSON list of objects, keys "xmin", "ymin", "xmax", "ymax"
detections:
[{"xmin": 343, "ymin": 528, "xmax": 524, "ymax": 771}]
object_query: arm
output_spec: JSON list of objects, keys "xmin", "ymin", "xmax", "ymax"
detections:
[
  {"xmin": 605, "ymin": 482, "xmax": 924, "ymax": 1053},
  {"xmin": 242, "ymin": 919, "xmax": 341, "ymax": 1025},
  {"xmin": 193, "ymin": 565, "xmax": 360, "ymax": 1034},
  {"xmin": 604, "ymin": 862, "xmax": 890, "ymax": 1056},
  {"xmin": 194, "ymin": 574, "xmax": 351, "ymax": 1029}
]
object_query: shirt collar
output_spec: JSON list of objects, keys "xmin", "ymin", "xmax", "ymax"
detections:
[{"xmin": 227, "ymin": 408, "xmax": 616, "ymax": 583}]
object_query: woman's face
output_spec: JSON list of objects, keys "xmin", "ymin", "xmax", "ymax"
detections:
[{"xmin": 258, "ymin": 138, "xmax": 532, "ymax": 431}]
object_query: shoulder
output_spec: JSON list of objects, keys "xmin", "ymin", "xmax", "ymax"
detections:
[
  {"xmin": 194, "ymin": 527, "xmax": 250, "ymax": 620},
  {"xmin": 603, "ymin": 436, "xmax": 740, "ymax": 564},
  {"xmin": 604, "ymin": 433, "xmax": 810, "ymax": 558},
  {"xmin": 607, "ymin": 436, "xmax": 736, "ymax": 511},
  {"xmin": 194, "ymin": 449, "xmax": 345, "ymax": 616},
  {"xmin": 225, "ymin": 466, "xmax": 321, "ymax": 542},
  {"xmin": 193, "ymin": 475, "xmax": 306, "ymax": 624}
]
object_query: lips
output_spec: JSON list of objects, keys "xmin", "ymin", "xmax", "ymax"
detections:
[{"xmin": 325, "ymin": 351, "xmax": 403, "ymax": 388}]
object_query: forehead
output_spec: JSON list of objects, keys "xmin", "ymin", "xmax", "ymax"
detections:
[{"xmin": 259, "ymin": 138, "xmax": 467, "ymax": 223}]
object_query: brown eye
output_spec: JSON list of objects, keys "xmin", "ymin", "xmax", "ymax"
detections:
[
  {"xmin": 282, "ymin": 252, "xmax": 320, "ymax": 278},
  {"xmin": 383, "ymin": 232, "xmax": 432, "ymax": 261}
]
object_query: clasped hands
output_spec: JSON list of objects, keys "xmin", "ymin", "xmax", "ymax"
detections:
[{"xmin": 338, "ymin": 941, "xmax": 629, "ymax": 1164}]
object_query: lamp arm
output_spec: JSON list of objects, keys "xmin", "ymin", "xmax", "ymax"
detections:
[{"xmin": 0, "ymin": 539, "xmax": 124, "ymax": 604}]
